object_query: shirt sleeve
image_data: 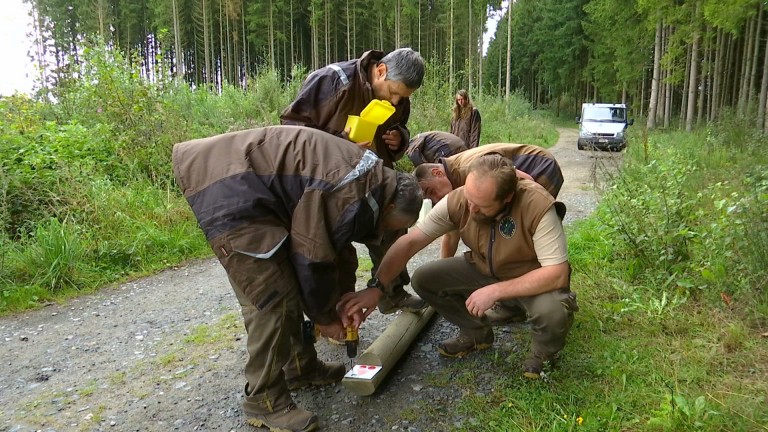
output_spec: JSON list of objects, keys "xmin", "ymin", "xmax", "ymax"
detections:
[
  {"xmin": 532, "ymin": 206, "xmax": 568, "ymax": 266},
  {"xmin": 414, "ymin": 197, "xmax": 457, "ymax": 239}
]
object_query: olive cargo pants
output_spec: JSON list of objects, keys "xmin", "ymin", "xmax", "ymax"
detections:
[
  {"xmin": 411, "ymin": 256, "xmax": 577, "ymax": 358},
  {"xmin": 216, "ymin": 242, "xmax": 322, "ymax": 415}
]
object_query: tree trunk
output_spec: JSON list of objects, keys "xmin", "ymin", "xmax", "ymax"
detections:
[
  {"xmin": 449, "ymin": 0, "xmax": 454, "ymax": 91},
  {"xmin": 738, "ymin": 15, "xmax": 755, "ymax": 114},
  {"xmin": 758, "ymin": 19, "xmax": 768, "ymax": 130},
  {"xmin": 242, "ymin": 2, "xmax": 249, "ymax": 87},
  {"xmin": 396, "ymin": 0, "xmax": 401, "ymax": 48},
  {"xmin": 505, "ymin": 5, "xmax": 512, "ymax": 101},
  {"xmin": 417, "ymin": 0, "xmax": 421, "ymax": 53},
  {"xmin": 681, "ymin": 43, "xmax": 691, "ymax": 126},
  {"xmin": 647, "ymin": 19, "xmax": 662, "ymax": 130},
  {"xmin": 203, "ymin": 0, "xmax": 211, "ymax": 84},
  {"xmin": 749, "ymin": 2, "xmax": 763, "ymax": 114},
  {"xmin": 346, "ymin": 0, "xmax": 351, "ymax": 59},
  {"xmin": 325, "ymin": 0, "xmax": 330, "ymax": 65},
  {"xmin": 686, "ymin": 3, "xmax": 700, "ymax": 132},
  {"xmin": 711, "ymin": 29, "xmax": 724, "ymax": 121},
  {"xmin": 467, "ymin": 0, "xmax": 472, "ymax": 93}
]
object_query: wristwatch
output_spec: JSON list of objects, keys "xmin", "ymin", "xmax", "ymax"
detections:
[{"xmin": 367, "ymin": 277, "xmax": 385, "ymax": 291}]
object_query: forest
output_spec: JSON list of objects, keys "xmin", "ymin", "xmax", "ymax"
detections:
[
  {"xmin": 26, "ymin": 0, "xmax": 768, "ymax": 130},
  {"xmin": 1, "ymin": 0, "xmax": 766, "ymax": 430}
]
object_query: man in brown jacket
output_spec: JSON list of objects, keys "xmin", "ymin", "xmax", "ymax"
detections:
[
  {"xmin": 281, "ymin": 48, "xmax": 427, "ymax": 315},
  {"xmin": 413, "ymin": 143, "xmax": 566, "ymax": 325},
  {"xmin": 414, "ymin": 143, "xmax": 564, "ymax": 203},
  {"xmin": 173, "ymin": 126, "xmax": 423, "ymax": 432},
  {"xmin": 339, "ymin": 154, "xmax": 578, "ymax": 379},
  {"xmin": 405, "ymin": 130, "xmax": 468, "ymax": 166}
]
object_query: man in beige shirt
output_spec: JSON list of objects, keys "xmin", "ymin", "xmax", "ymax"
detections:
[{"xmin": 339, "ymin": 154, "xmax": 578, "ymax": 378}]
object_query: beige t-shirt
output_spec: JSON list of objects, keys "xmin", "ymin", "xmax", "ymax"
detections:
[{"xmin": 416, "ymin": 198, "xmax": 568, "ymax": 266}]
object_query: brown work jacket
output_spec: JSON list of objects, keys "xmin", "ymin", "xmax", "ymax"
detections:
[
  {"xmin": 441, "ymin": 143, "xmax": 564, "ymax": 198},
  {"xmin": 172, "ymin": 126, "xmax": 398, "ymax": 324},
  {"xmin": 280, "ymin": 50, "xmax": 411, "ymax": 168},
  {"xmin": 450, "ymin": 107, "xmax": 482, "ymax": 149},
  {"xmin": 446, "ymin": 180, "xmax": 554, "ymax": 280},
  {"xmin": 406, "ymin": 130, "xmax": 468, "ymax": 165}
]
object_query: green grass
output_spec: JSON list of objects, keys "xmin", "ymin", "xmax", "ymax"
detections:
[
  {"xmin": 440, "ymin": 124, "xmax": 768, "ymax": 432},
  {"xmin": 1, "ymin": 42, "xmax": 766, "ymax": 432}
]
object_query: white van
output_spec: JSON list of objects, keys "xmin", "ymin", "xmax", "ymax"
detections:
[{"xmin": 576, "ymin": 103, "xmax": 633, "ymax": 151}]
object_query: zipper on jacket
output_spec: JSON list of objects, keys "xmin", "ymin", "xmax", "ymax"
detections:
[{"xmin": 487, "ymin": 222, "xmax": 497, "ymax": 278}]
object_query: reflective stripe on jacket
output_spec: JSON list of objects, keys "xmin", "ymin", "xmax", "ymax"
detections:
[
  {"xmin": 172, "ymin": 125, "xmax": 397, "ymax": 324},
  {"xmin": 280, "ymin": 50, "xmax": 411, "ymax": 168}
]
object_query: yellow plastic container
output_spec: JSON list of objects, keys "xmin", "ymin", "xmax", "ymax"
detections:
[{"xmin": 345, "ymin": 99, "xmax": 396, "ymax": 143}]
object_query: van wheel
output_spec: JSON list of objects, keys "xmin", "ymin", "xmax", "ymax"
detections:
[{"xmin": 577, "ymin": 142, "xmax": 585, "ymax": 150}]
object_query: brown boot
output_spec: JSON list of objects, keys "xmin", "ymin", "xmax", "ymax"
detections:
[
  {"xmin": 246, "ymin": 402, "xmax": 318, "ymax": 432},
  {"xmin": 522, "ymin": 351, "xmax": 558, "ymax": 379},
  {"xmin": 437, "ymin": 328, "xmax": 494, "ymax": 358},
  {"xmin": 285, "ymin": 361, "xmax": 345, "ymax": 390}
]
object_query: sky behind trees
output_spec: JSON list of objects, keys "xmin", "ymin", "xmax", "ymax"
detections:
[{"xmin": 0, "ymin": 0, "xmax": 35, "ymax": 95}]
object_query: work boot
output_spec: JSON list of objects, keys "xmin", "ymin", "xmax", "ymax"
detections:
[
  {"xmin": 378, "ymin": 292, "xmax": 427, "ymax": 314},
  {"xmin": 437, "ymin": 328, "xmax": 494, "ymax": 358},
  {"xmin": 285, "ymin": 361, "xmax": 345, "ymax": 390},
  {"xmin": 246, "ymin": 402, "xmax": 318, "ymax": 432},
  {"xmin": 522, "ymin": 351, "xmax": 558, "ymax": 379},
  {"xmin": 484, "ymin": 303, "xmax": 528, "ymax": 326}
]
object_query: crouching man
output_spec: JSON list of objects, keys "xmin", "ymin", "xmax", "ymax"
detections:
[
  {"xmin": 340, "ymin": 154, "xmax": 577, "ymax": 378},
  {"xmin": 173, "ymin": 125, "xmax": 423, "ymax": 431}
]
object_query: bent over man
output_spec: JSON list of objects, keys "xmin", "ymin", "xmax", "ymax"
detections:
[
  {"xmin": 281, "ymin": 47, "xmax": 427, "ymax": 314},
  {"xmin": 340, "ymin": 154, "xmax": 578, "ymax": 379},
  {"xmin": 405, "ymin": 130, "xmax": 468, "ymax": 166},
  {"xmin": 173, "ymin": 126, "xmax": 423, "ymax": 432}
]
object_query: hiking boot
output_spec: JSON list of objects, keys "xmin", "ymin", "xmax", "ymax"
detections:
[
  {"xmin": 437, "ymin": 328, "xmax": 494, "ymax": 358},
  {"xmin": 484, "ymin": 303, "xmax": 528, "ymax": 326},
  {"xmin": 285, "ymin": 361, "xmax": 345, "ymax": 390},
  {"xmin": 246, "ymin": 402, "xmax": 318, "ymax": 432},
  {"xmin": 378, "ymin": 293, "xmax": 427, "ymax": 314},
  {"xmin": 522, "ymin": 351, "xmax": 558, "ymax": 379}
]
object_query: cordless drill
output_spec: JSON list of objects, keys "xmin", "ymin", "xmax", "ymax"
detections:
[{"xmin": 345, "ymin": 326, "xmax": 359, "ymax": 359}]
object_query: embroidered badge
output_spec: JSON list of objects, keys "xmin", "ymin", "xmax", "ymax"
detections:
[{"xmin": 499, "ymin": 216, "xmax": 516, "ymax": 238}]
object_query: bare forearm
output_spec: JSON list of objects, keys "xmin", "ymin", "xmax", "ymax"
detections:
[
  {"xmin": 439, "ymin": 230, "xmax": 460, "ymax": 258},
  {"xmin": 376, "ymin": 229, "xmax": 433, "ymax": 286}
]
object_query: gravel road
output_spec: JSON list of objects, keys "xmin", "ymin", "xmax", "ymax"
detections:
[{"xmin": 0, "ymin": 128, "xmax": 621, "ymax": 432}]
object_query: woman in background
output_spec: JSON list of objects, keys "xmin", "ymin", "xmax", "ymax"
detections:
[{"xmin": 450, "ymin": 89, "xmax": 481, "ymax": 148}]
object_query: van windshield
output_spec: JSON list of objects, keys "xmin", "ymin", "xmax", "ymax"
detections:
[{"xmin": 583, "ymin": 106, "xmax": 626, "ymax": 122}]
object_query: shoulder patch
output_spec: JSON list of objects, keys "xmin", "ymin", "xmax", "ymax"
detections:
[{"xmin": 499, "ymin": 216, "xmax": 516, "ymax": 239}]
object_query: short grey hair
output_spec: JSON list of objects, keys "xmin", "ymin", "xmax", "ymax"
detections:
[
  {"xmin": 391, "ymin": 172, "xmax": 424, "ymax": 221},
  {"xmin": 379, "ymin": 48, "xmax": 425, "ymax": 89}
]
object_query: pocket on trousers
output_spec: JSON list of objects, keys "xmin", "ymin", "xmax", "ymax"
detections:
[
  {"xmin": 560, "ymin": 290, "xmax": 579, "ymax": 313},
  {"xmin": 213, "ymin": 236, "xmax": 293, "ymax": 311}
]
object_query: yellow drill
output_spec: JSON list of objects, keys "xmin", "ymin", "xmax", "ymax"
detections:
[{"xmin": 345, "ymin": 326, "xmax": 359, "ymax": 359}]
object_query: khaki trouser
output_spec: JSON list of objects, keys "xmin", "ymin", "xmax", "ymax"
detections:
[
  {"xmin": 221, "ymin": 245, "xmax": 321, "ymax": 415},
  {"xmin": 411, "ymin": 256, "xmax": 577, "ymax": 357}
]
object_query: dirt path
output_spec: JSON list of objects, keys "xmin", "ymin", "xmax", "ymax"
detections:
[{"xmin": 0, "ymin": 129, "xmax": 618, "ymax": 432}]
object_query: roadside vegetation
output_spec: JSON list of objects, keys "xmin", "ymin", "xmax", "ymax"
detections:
[{"xmin": 1, "ymin": 43, "xmax": 766, "ymax": 430}]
